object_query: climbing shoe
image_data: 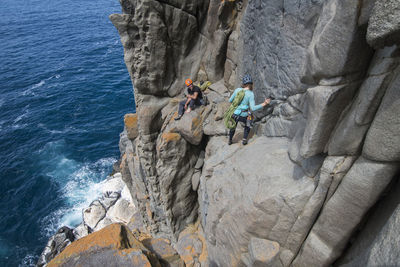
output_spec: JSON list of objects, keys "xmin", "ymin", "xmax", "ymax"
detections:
[
  {"xmin": 228, "ymin": 139, "xmax": 232, "ymax": 145},
  {"xmin": 174, "ymin": 115, "xmax": 182, "ymax": 121},
  {"xmin": 242, "ymin": 139, "xmax": 248, "ymax": 145}
]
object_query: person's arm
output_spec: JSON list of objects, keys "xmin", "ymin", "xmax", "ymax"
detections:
[
  {"xmin": 249, "ymin": 94, "xmax": 270, "ymax": 111},
  {"xmin": 188, "ymin": 92, "xmax": 198, "ymax": 100}
]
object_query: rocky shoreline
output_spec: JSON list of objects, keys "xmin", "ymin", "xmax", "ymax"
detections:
[{"xmin": 37, "ymin": 172, "xmax": 137, "ymax": 266}]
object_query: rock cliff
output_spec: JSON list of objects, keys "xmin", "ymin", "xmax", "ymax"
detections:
[
  {"xmin": 108, "ymin": 0, "xmax": 400, "ymax": 266},
  {"xmin": 39, "ymin": 0, "xmax": 400, "ymax": 266}
]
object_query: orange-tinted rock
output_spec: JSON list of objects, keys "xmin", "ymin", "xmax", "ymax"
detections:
[
  {"xmin": 124, "ymin": 113, "xmax": 138, "ymax": 140},
  {"xmin": 176, "ymin": 222, "xmax": 208, "ymax": 267},
  {"xmin": 48, "ymin": 223, "xmax": 160, "ymax": 267}
]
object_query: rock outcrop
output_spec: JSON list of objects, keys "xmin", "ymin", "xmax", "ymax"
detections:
[
  {"xmin": 107, "ymin": 0, "xmax": 400, "ymax": 266},
  {"xmin": 39, "ymin": 0, "xmax": 400, "ymax": 266}
]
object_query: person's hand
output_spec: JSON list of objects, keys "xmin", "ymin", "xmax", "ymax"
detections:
[
  {"xmin": 184, "ymin": 104, "xmax": 187, "ymax": 110},
  {"xmin": 262, "ymin": 98, "xmax": 271, "ymax": 107}
]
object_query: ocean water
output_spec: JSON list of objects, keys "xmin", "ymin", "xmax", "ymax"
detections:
[{"xmin": 0, "ymin": 0, "xmax": 134, "ymax": 265}]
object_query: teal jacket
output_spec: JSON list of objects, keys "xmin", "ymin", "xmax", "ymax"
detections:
[{"xmin": 229, "ymin": 88, "xmax": 263, "ymax": 117}]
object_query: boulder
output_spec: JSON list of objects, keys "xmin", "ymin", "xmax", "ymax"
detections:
[
  {"xmin": 83, "ymin": 200, "xmax": 106, "ymax": 230},
  {"xmin": 367, "ymin": 0, "xmax": 400, "ymax": 49},
  {"xmin": 292, "ymin": 157, "xmax": 399, "ymax": 267},
  {"xmin": 73, "ymin": 223, "xmax": 89, "ymax": 240},
  {"xmin": 169, "ymin": 106, "xmax": 211, "ymax": 145},
  {"xmin": 191, "ymin": 171, "xmax": 201, "ymax": 191},
  {"xmin": 47, "ymin": 224, "xmax": 161, "ymax": 267},
  {"xmin": 107, "ymin": 198, "xmax": 136, "ymax": 225}
]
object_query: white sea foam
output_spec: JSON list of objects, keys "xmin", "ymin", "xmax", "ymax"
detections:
[
  {"xmin": 31, "ymin": 80, "xmax": 45, "ymax": 90},
  {"xmin": 22, "ymin": 75, "xmax": 61, "ymax": 97},
  {"xmin": 39, "ymin": 146, "xmax": 117, "ymax": 237},
  {"xmin": 19, "ymin": 252, "xmax": 36, "ymax": 267}
]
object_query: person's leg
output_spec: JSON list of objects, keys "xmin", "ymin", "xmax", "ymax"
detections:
[
  {"xmin": 175, "ymin": 100, "xmax": 186, "ymax": 120},
  {"xmin": 186, "ymin": 99, "xmax": 196, "ymax": 113},
  {"xmin": 242, "ymin": 125, "xmax": 250, "ymax": 145},
  {"xmin": 228, "ymin": 127, "xmax": 236, "ymax": 145}
]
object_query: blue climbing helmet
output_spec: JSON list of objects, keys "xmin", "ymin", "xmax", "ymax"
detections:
[{"xmin": 242, "ymin": 74, "xmax": 253, "ymax": 85}]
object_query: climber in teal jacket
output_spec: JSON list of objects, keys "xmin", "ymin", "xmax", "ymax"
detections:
[{"xmin": 228, "ymin": 74, "xmax": 270, "ymax": 145}]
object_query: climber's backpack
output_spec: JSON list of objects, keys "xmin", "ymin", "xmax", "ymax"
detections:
[{"xmin": 224, "ymin": 89, "xmax": 245, "ymax": 129}]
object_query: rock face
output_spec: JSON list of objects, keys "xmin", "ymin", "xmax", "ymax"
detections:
[
  {"xmin": 105, "ymin": 0, "xmax": 400, "ymax": 266},
  {"xmin": 367, "ymin": 0, "xmax": 400, "ymax": 49}
]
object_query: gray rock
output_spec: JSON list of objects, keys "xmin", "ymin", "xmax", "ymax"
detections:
[
  {"xmin": 93, "ymin": 217, "xmax": 113, "ymax": 232},
  {"xmin": 300, "ymin": 83, "xmax": 360, "ymax": 158},
  {"xmin": 302, "ymin": 0, "xmax": 373, "ymax": 85},
  {"xmin": 194, "ymin": 150, "xmax": 205, "ymax": 170},
  {"xmin": 327, "ymin": 46, "xmax": 400, "ymax": 156},
  {"xmin": 325, "ymin": 156, "xmax": 357, "ymax": 203},
  {"xmin": 363, "ymin": 65, "xmax": 400, "ymax": 162},
  {"xmin": 248, "ymin": 238, "xmax": 281, "ymax": 267},
  {"xmin": 110, "ymin": 0, "xmax": 209, "ymax": 97},
  {"xmin": 170, "ymin": 105, "xmax": 211, "ymax": 145},
  {"xmin": 83, "ymin": 200, "xmax": 106, "ymax": 230},
  {"xmin": 213, "ymin": 102, "xmax": 230, "ymax": 121},
  {"xmin": 72, "ymin": 223, "xmax": 89, "ymax": 240},
  {"xmin": 119, "ymin": 129, "xmax": 129, "ymax": 156},
  {"xmin": 358, "ymin": 0, "xmax": 377, "ymax": 26},
  {"xmin": 99, "ymin": 192, "xmax": 120, "ymax": 210},
  {"xmin": 199, "ymin": 137, "xmax": 315, "ymax": 266},
  {"xmin": 282, "ymin": 156, "xmax": 355, "ymax": 265},
  {"xmin": 203, "ymin": 117, "xmax": 227, "ymax": 136},
  {"xmin": 240, "ymin": 0, "xmax": 325, "ymax": 97},
  {"xmin": 191, "ymin": 171, "xmax": 201, "ymax": 191},
  {"xmin": 37, "ymin": 226, "xmax": 75, "ymax": 267},
  {"xmin": 336, "ymin": 175, "xmax": 400, "ymax": 267},
  {"xmin": 292, "ymin": 156, "xmax": 399, "ymax": 267},
  {"xmin": 101, "ymin": 173, "xmax": 125, "ymax": 194},
  {"xmin": 107, "ymin": 197, "xmax": 136, "ymax": 225},
  {"xmin": 289, "ymin": 125, "xmax": 325, "ymax": 179},
  {"xmin": 263, "ymin": 114, "xmax": 305, "ymax": 139},
  {"xmin": 367, "ymin": 0, "xmax": 400, "ymax": 48}
]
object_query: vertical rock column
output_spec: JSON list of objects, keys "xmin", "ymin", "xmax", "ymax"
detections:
[{"xmin": 110, "ymin": 0, "xmax": 210, "ymax": 239}]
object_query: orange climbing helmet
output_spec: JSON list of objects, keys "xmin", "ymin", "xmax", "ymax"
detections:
[{"xmin": 185, "ymin": 78, "xmax": 193, "ymax": 86}]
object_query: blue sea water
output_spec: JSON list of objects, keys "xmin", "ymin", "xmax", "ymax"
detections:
[{"xmin": 0, "ymin": 0, "xmax": 134, "ymax": 265}]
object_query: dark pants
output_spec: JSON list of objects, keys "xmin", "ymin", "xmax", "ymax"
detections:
[
  {"xmin": 229, "ymin": 115, "xmax": 250, "ymax": 141},
  {"xmin": 178, "ymin": 99, "xmax": 202, "ymax": 116}
]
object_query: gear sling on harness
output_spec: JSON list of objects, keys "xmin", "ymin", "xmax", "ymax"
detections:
[{"xmin": 224, "ymin": 89, "xmax": 245, "ymax": 129}]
